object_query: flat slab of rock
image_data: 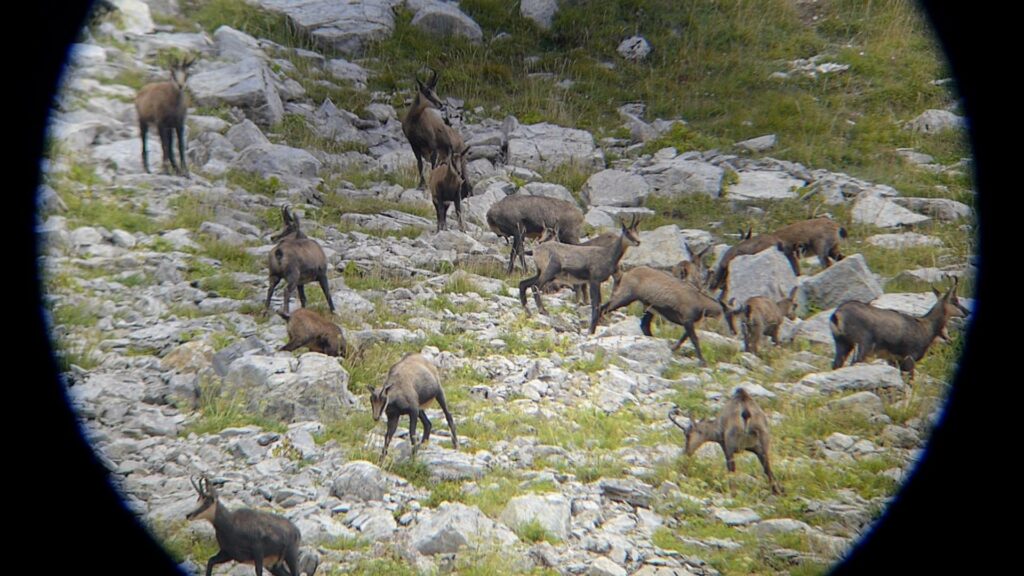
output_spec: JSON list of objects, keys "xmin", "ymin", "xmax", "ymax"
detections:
[
  {"xmin": 620, "ymin": 225, "xmax": 695, "ymax": 270},
  {"xmin": 507, "ymin": 122, "xmax": 604, "ymax": 171},
  {"xmin": 890, "ymin": 197, "xmax": 971, "ymax": 221},
  {"xmin": 409, "ymin": 502, "xmax": 519, "ymax": 555},
  {"xmin": 865, "ymin": 232, "xmax": 942, "ymax": 249},
  {"xmin": 253, "ymin": 0, "xmax": 399, "ymax": 55},
  {"xmin": 231, "ymin": 143, "xmax": 321, "ymax": 179},
  {"xmin": 585, "ymin": 206, "xmax": 656, "ymax": 230},
  {"xmin": 726, "ymin": 247, "xmax": 798, "ymax": 305},
  {"xmin": 521, "ymin": 0, "xmax": 559, "ymax": 29},
  {"xmin": 331, "ymin": 460, "xmax": 392, "ymax": 502},
  {"xmin": 190, "ymin": 58, "xmax": 284, "ymax": 126},
  {"xmin": 500, "ymin": 493, "xmax": 572, "ymax": 540},
  {"xmin": 728, "ymin": 170, "xmax": 805, "ymax": 201},
  {"xmin": 799, "ymin": 364, "xmax": 906, "ymax": 393},
  {"xmin": 639, "ymin": 156, "xmax": 723, "ymax": 199},
  {"xmin": 599, "ymin": 477, "xmax": 654, "ymax": 508},
  {"xmin": 905, "ymin": 109, "xmax": 965, "ymax": 134},
  {"xmin": 712, "ymin": 507, "xmax": 761, "ymax": 526},
  {"xmin": 409, "ymin": 0, "xmax": 483, "ymax": 42},
  {"xmin": 582, "ymin": 169, "xmax": 651, "ymax": 207},
  {"xmin": 799, "ymin": 254, "xmax": 883, "ymax": 310},
  {"xmin": 851, "ymin": 192, "xmax": 930, "ymax": 228}
]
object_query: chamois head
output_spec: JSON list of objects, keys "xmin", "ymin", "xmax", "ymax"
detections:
[
  {"xmin": 934, "ymin": 276, "xmax": 969, "ymax": 318},
  {"xmin": 370, "ymin": 384, "xmax": 391, "ymax": 421},
  {"xmin": 620, "ymin": 214, "xmax": 643, "ymax": 247},
  {"xmin": 415, "ymin": 68, "xmax": 444, "ymax": 109},
  {"xmin": 668, "ymin": 406, "xmax": 715, "ymax": 456},
  {"xmin": 169, "ymin": 55, "xmax": 196, "ymax": 89},
  {"xmin": 270, "ymin": 205, "xmax": 305, "ymax": 243},
  {"xmin": 186, "ymin": 474, "xmax": 218, "ymax": 522}
]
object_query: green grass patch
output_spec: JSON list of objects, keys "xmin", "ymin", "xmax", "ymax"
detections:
[
  {"xmin": 189, "ymin": 273, "xmax": 254, "ymax": 300},
  {"xmin": 442, "ymin": 273, "xmax": 487, "ymax": 296},
  {"xmin": 182, "ymin": 380, "xmax": 288, "ymax": 436},
  {"xmin": 52, "ymin": 302, "xmax": 100, "ymax": 327},
  {"xmin": 340, "ymin": 262, "xmax": 417, "ymax": 292},
  {"xmin": 183, "ymin": 0, "xmax": 309, "ymax": 48},
  {"xmin": 274, "ymin": 114, "xmax": 369, "ymax": 154},
  {"xmin": 194, "ymin": 237, "xmax": 260, "ymax": 274},
  {"xmin": 64, "ymin": 195, "xmax": 161, "ymax": 235},
  {"xmin": 149, "ymin": 519, "xmax": 219, "ymax": 565},
  {"xmin": 513, "ymin": 518, "xmax": 561, "ymax": 544},
  {"xmin": 566, "ymin": 348, "xmax": 610, "ymax": 374},
  {"xmin": 337, "ymin": 558, "xmax": 419, "ymax": 576},
  {"xmin": 225, "ymin": 169, "xmax": 283, "ymax": 197}
]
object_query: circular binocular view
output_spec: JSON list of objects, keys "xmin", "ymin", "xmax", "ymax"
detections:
[{"xmin": 40, "ymin": 1, "xmax": 975, "ymax": 574}]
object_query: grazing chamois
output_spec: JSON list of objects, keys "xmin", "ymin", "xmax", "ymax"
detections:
[
  {"xmin": 708, "ymin": 228, "xmax": 799, "ymax": 296},
  {"xmin": 486, "ymin": 194, "xmax": 585, "ymax": 274},
  {"xmin": 429, "ymin": 144, "xmax": 471, "ymax": 232},
  {"xmin": 370, "ymin": 353, "xmax": 458, "ymax": 463},
  {"xmin": 277, "ymin": 308, "xmax": 347, "ymax": 357},
  {"xmin": 265, "ymin": 206, "xmax": 334, "ymax": 315},
  {"xmin": 738, "ymin": 288, "xmax": 799, "ymax": 355},
  {"xmin": 402, "ymin": 68, "xmax": 457, "ymax": 189},
  {"xmin": 186, "ymin": 474, "xmax": 308, "ymax": 576},
  {"xmin": 671, "ymin": 244, "xmax": 712, "ymax": 287},
  {"xmin": 520, "ymin": 216, "xmax": 642, "ymax": 334},
  {"xmin": 772, "ymin": 217, "xmax": 847, "ymax": 274},
  {"xmin": 830, "ymin": 277, "xmax": 968, "ymax": 380},
  {"xmin": 136, "ymin": 55, "xmax": 195, "ymax": 176},
  {"xmin": 669, "ymin": 388, "xmax": 781, "ymax": 494},
  {"xmin": 600, "ymin": 266, "xmax": 736, "ymax": 365}
]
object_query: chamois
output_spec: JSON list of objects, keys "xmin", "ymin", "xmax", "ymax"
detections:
[
  {"xmin": 669, "ymin": 388, "xmax": 781, "ymax": 494},
  {"xmin": 738, "ymin": 288, "xmax": 799, "ymax": 355},
  {"xmin": 429, "ymin": 144, "xmax": 471, "ymax": 232},
  {"xmin": 600, "ymin": 266, "xmax": 736, "ymax": 365},
  {"xmin": 772, "ymin": 217, "xmax": 847, "ymax": 274},
  {"xmin": 830, "ymin": 277, "xmax": 968, "ymax": 380},
  {"xmin": 370, "ymin": 353, "xmax": 458, "ymax": 463},
  {"xmin": 402, "ymin": 69, "xmax": 456, "ymax": 189},
  {"xmin": 520, "ymin": 216, "xmax": 642, "ymax": 334},
  {"xmin": 542, "ymin": 229, "xmax": 624, "ymax": 304},
  {"xmin": 486, "ymin": 194, "xmax": 585, "ymax": 274},
  {"xmin": 265, "ymin": 206, "xmax": 334, "ymax": 315},
  {"xmin": 671, "ymin": 244, "xmax": 711, "ymax": 287},
  {"xmin": 708, "ymin": 229, "xmax": 799, "ymax": 296},
  {"xmin": 277, "ymin": 308, "xmax": 347, "ymax": 357},
  {"xmin": 186, "ymin": 474, "xmax": 307, "ymax": 576},
  {"xmin": 136, "ymin": 55, "xmax": 195, "ymax": 176}
]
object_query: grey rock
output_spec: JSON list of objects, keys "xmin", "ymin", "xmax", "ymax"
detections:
[
  {"xmin": 345, "ymin": 506, "xmax": 398, "ymax": 540},
  {"xmin": 828, "ymin": 392, "xmax": 884, "ymax": 416},
  {"xmin": 327, "ymin": 58, "xmax": 369, "ymax": 88},
  {"xmin": 254, "ymin": 0, "xmax": 399, "ymax": 55},
  {"xmin": 582, "ymin": 169, "xmax": 651, "ymax": 207},
  {"xmin": 409, "ymin": 0, "xmax": 483, "ymax": 42},
  {"xmin": 871, "ymin": 292, "xmax": 943, "ymax": 317},
  {"xmin": 736, "ymin": 134, "xmax": 777, "ymax": 152},
  {"xmin": 617, "ymin": 35, "xmax": 651, "ymax": 61},
  {"xmin": 599, "ymin": 477, "xmax": 653, "ymax": 508},
  {"xmin": 161, "ymin": 229, "xmax": 201, "ymax": 251},
  {"xmin": 520, "ymin": 182, "xmax": 576, "ymax": 204},
  {"xmin": 520, "ymin": 0, "xmax": 559, "ymax": 29},
  {"xmin": 340, "ymin": 210, "xmax": 433, "ymax": 232},
  {"xmin": 68, "ymin": 43, "xmax": 106, "ymax": 67},
  {"xmin": 190, "ymin": 58, "xmax": 284, "ymax": 127},
  {"xmin": 792, "ymin": 309, "xmax": 835, "ymax": 344},
  {"xmin": 851, "ymin": 192, "xmax": 930, "ymax": 228},
  {"xmin": 712, "ymin": 507, "xmax": 761, "ymax": 526},
  {"xmin": 799, "ymin": 364, "xmax": 906, "ymax": 393},
  {"xmin": 584, "ymin": 206, "xmax": 656, "ymax": 230},
  {"xmin": 415, "ymin": 445, "xmax": 486, "ymax": 481},
  {"xmin": 890, "ymin": 197, "xmax": 972, "ymax": 221},
  {"xmin": 800, "ymin": 254, "xmax": 883, "ymax": 310},
  {"xmin": 409, "ymin": 502, "xmax": 519, "ymax": 555},
  {"xmin": 865, "ymin": 232, "xmax": 942, "ymax": 249},
  {"xmin": 331, "ymin": 460, "xmax": 390, "ymax": 502},
  {"xmin": 589, "ymin": 556, "xmax": 628, "ymax": 576},
  {"xmin": 188, "ymin": 114, "xmax": 231, "ymax": 135},
  {"xmin": 90, "ymin": 138, "xmax": 142, "ymax": 173},
  {"xmin": 222, "ymin": 353, "xmax": 356, "ymax": 421},
  {"xmin": 750, "ymin": 518, "xmax": 813, "ymax": 536},
  {"xmin": 726, "ymin": 247, "xmax": 798, "ymax": 305},
  {"xmin": 896, "ymin": 148, "xmax": 935, "ymax": 165},
  {"xmin": 110, "ymin": 0, "xmax": 155, "ymax": 34},
  {"xmin": 728, "ymin": 170, "xmax": 805, "ymax": 201},
  {"xmin": 132, "ymin": 408, "xmax": 179, "ymax": 437},
  {"xmin": 213, "ymin": 25, "xmax": 264, "ymax": 61},
  {"xmin": 906, "ymin": 109, "xmax": 965, "ymax": 134},
  {"xmin": 507, "ymin": 122, "xmax": 603, "ymax": 171},
  {"xmin": 198, "ymin": 221, "xmax": 250, "ymax": 245},
  {"xmin": 882, "ymin": 424, "xmax": 920, "ymax": 449},
  {"xmin": 632, "ymin": 567, "xmax": 698, "ymax": 576},
  {"xmin": 37, "ymin": 185, "xmax": 67, "ymax": 214},
  {"xmin": 212, "ymin": 335, "xmax": 264, "ymax": 376},
  {"xmin": 293, "ymin": 514, "xmax": 357, "ymax": 546},
  {"xmin": 462, "ymin": 186, "xmax": 508, "ymax": 227},
  {"xmin": 231, "ymin": 143, "xmax": 321, "ymax": 179},
  {"xmin": 500, "ymin": 493, "xmax": 571, "ymax": 540},
  {"xmin": 640, "ymin": 157, "xmax": 723, "ymax": 199},
  {"xmin": 825, "ymin": 432, "xmax": 856, "ymax": 452},
  {"xmin": 619, "ymin": 225, "xmax": 694, "ymax": 271},
  {"xmin": 582, "ymin": 337, "xmax": 672, "ymax": 376},
  {"xmin": 226, "ymin": 119, "xmax": 270, "ymax": 150}
]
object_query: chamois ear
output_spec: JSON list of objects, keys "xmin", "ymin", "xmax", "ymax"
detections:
[{"xmin": 427, "ymin": 68, "xmax": 438, "ymax": 88}]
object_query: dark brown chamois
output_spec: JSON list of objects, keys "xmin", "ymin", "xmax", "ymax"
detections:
[
  {"xmin": 772, "ymin": 217, "xmax": 847, "ymax": 274},
  {"xmin": 136, "ymin": 55, "xmax": 195, "ymax": 176},
  {"xmin": 277, "ymin": 308, "xmax": 347, "ymax": 357},
  {"xmin": 186, "ymin": 475, "xmax": 308, "ymax": 576},
  {"xmin": 265, "ymin": 206, "xmax": 334, "ymax": 315},
  {"xmin": 708, "ymin": 229, "xmax": 799, "ymax": 297},
  {"xmin": 401, "ymin": 68, "xmax": 457, "ymax": 189},
  {"xmin": 486, "ymin": 193, "xmax": 585, "ymax": 274},
  {"xmin": 830, "ymin": 277, "xmax": 968, "ymax": 380},
  {"xmin": 738, "ymin": 287, "xmax": 799, "ymax": 355},
  {"xmin": 600, "ymin": 266, "xmax": 736, "ymax": 365},
  {"xmin": 370, "ymin": 353, "xmax": 458, "ymax": 463},
  {"xmin": 429, "ymin": 144, "xmax": 471, "ymax": 232},
  {"xmin": 520, "ymin": 216, "xmax": 642, "ymax": 334},
  {"xmin": 669, "ymin": 388, "xmax": 781, "ymax": 494}
]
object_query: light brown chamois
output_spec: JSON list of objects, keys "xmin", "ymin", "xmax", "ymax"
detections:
[
  {"xmin": 401, "ymin": 68, "xmax": 457, "ymax": 189},
  {"xmin": 708, "ymin": 229, "xmax": 799, "ymax": 297},
  {"xmin": 265, "ymin": 205, "xmax": 334, "ymax": 315},
  {"xmin": 671, "ymin": 244, "xmax": 711, "ymax": 288},
  {"xmin": 277, "ymin": 308, "xmax": 347, "ymax": 357},
  {"xmin": 486, "ymin": 193, "xmax": 585, "ymax": 274},
  {"xmin": 771, "ymin": 217, "xmax": 848, "ymax": 274},
  {"xmin": 830, "ymin": 277, "xmax": 968, "ymax": 380},
  {"xmin": 135, "ymin": 55, "xmax": 195, "ymax": 176},
  {"xmin": 520, "ymin": 216, "xmax": 642, "ymax": 334},
  {"xmin": 428, "ymin": 144, "xmax": 471, "ymax": 232},
  {"xmin": 186, "ymin": 475, "xmax": 308, "ymax": 576},
  {"xmin": 669, "ymin": 388, "xmax": 781, "ymax": 494},
  {"xmin": 599, "ymin": 266, "xmax": 736, "ymax": 365},
  {"xmin": 542, "ymin": 228, "xmax": 624, "ymax": 305},
  {"xmin": 738, "ymin": 287, "xmax": 799, "ymax": 355},
  {"xmin": 370, "ymin": 353, "xmax": 458, "ymax": 463}
]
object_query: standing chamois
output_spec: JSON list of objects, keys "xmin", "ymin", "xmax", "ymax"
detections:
[
  {"xmin": 370, "ymin": 353, "xmax": 458, "ymax": 463},
  {"xmin": 429, "ymin": 144, "xmax": 471, "ymax": 232},
  {"xmin": 265, "ymin": 206, "xmax": 334, "ymax": 315},
  {"xmin": 486, "ymin": 194, "xmax": 585, "ymax": 274},
  {"xmin": 771, "ymin": 217, "xmax": 847, "ymax": 275},
  {"xmin": 708, "ymin": 228, "xmax": 799, "ymax": 297},
  {"xmin": 600, "ymin": 266, "xmax": 736, "ymax": 365},
  {"xmin": 669, "ymin": 388, "xmax": 781, "ymax": 494},
  {"xmin": 186, "ymin": 474, "xmax": 308, "ymax": 576},
  {"xmin": 402, "ymin": 68, "xmax": 457, "ymax": 189},
  {"xmin": 520, "ymin": 216, "xmax": 641, "ymax": 334},
  {"xmin": 830, "ymin": 277, "xmax": 968, "ymax": 380},
  {"xmin": 136, "ymin": 55, "xmax": 195, "ymax": 176},
  {"xmin": 737, "ymin": 287, "xmax": 799, "ymax": 355}
]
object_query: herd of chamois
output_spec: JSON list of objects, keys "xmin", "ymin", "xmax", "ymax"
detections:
[{"xmin": 132, "ymin": 59, "xmax": 968, "ymax": 574}]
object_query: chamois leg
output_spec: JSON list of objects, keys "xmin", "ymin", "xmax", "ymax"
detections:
[
  {"xmin": 176, "ymin": 123, "xmax": 188, "ymax": 176},
  {"xmin": 253, "ymin": 556, "xmax": 264, "ymax": 576},
  {"xmin": 434, "ymin": 198, "xmax": 446, "ymax": 232},
  {"xmin": 599, "ymin": 288, "xmax": 638, "ymax": 318},
  {"xmin": 516, "ymin": 235, "xmax": 529, "ymax": 273},
  {"xmin": 408, "ymin": 408, "xmax": 421, "ymax": 449},
  {"xmin": 297, "ymin": 284, "xmax": 308, "ymax": 308},
  {"xmin": 741, "ymin": 322, "xmax": 753, "ymax": 354},
  {"xmin": 455, "ymin": 195, "xmax": 465, "ymax": 233},
  {"xmin": 417, "ymin": 411, "xmax": 433, "ymax": 445},
  {"xmin": 851, "ymin": 339, "xmax": 873, "ymax": 365},
  {"xmin": 640, "ymin": 311, "xmax": 656, "ymax": 336},
  {"xmin": 437, "ymin": 391, "xmax": 459, "ymax": 449},
  {"xmin": 380, "ymin": 415, "xmax": 400, "ymax": 463},
  {"xmin": 139, "ymin": 121, "xmax": 150, "ymax": 173},
  {"xmin": 832, "ymin": 337, "xmax": 853, "ymax": 369},
  {"xmin": 587, "ymin": 282, "xmax": 602, "ymax": 335},
  {"xmin": 749, "ymin": 446, "xmax": 781, "ymax": 495},
  {"xmin": 205, "ymin": 550, "xmax": 233, "ymax": 576},
  {"xmin": 281, "ymin": 335, "xmax": 313, "ymax": 352},
  {"xmin": 413, "ymin": 149, "xmax": 426, "ymax": 189},
  {"xmin": 318, "ymin": 273, "xmax": 335, "ymax": 313},
  {"xmin": 265, "ymin": 276, "xmax": 282, "ymax": 310},
  {"xmin": 268, "ymin": 564, "xmax": 291, "ymax": 576},
  {"xmin": 681, "ymin": 323, "xmax": 707, "ymax": 365},
  {"xmin": 159, "ymin": 125, "xmax": 176, "ymax": 175},
  {"xmin": 519, "ymin": 273, "xmax": 541, "ymax": 314}
]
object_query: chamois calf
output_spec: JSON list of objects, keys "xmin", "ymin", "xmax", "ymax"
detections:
[
  {"xmin": 186, "ymin": 474, "xmax": 307, "ymax": 576},
  {"xmin": 669, "ymin": 388, "xmax": 781, "ymax": 494},
  {"xmin": 136, "ymin": 55, "xmax": 195, "ymax": 176},
  {"xmin": 402, "ymin": 68, "xmax": 457, "ymax": 189},
  {"xmin": 520, "ymin": 216, "xmax": 641, "ymax": 334},
  {"xmin": 830, "ymin": 277, "xmax": 968, "ymax": 380},
  {"xmin": 486, "ymin": 194, "xmax": 585, "ymax": 274},
  {"xmin": 370, "ymin": 353, "xmax": 458, "ymax": 463},
  {"xmin": 277, "ymin": 308, "xmax": 347, "ymax": 357},
  {"xmin": 671, "ymin": 244, "xmax": 711, "ymax": 287},
  {"xmin": 739, "ymin": 288, "xmax": 799, "ymax": 355},
  {"xmin": 265, "ymin": 206, "xmax": 334, "ymax": 315},
  {"xmin": 429, "ymin": 145, "xmax": 471, "ymax": 232},
  {"xmin": 772, "ymin": 217, "xmax": 847, "ymax": 274},
  {"xmin": 600, "ymin": 266, "xmax": 736, "ymax": 365},
  {"xmin": 708, "ymin": 229, "xmax": 799, "ymax": 296}
]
